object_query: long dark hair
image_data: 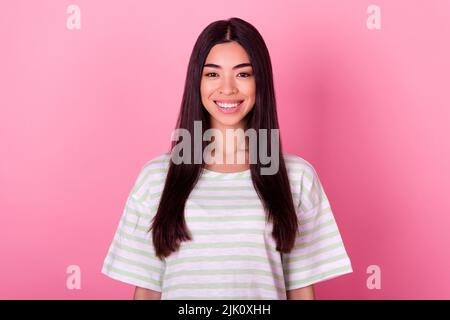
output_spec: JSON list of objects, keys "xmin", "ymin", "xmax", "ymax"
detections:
[{"xmin": 149, "ymin": 17, "xmax": 298, "ymax": 259}]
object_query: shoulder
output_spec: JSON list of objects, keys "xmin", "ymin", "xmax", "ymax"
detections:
[
  {"xmin": 141, "ymin": 152, "xmax": 172, "ymax": 172},
  {"xmin": 129, "ymin": 152, "xmax": 172, "ymax": 203},
  {"xmin": 283, "ymin": 152, "xmax": 318, "ymax": 183},
  {"xmin": 283, "ymin": 153, "xmax": 330, "ymax": 213}
]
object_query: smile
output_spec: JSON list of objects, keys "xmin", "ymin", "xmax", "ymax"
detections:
[
  {"xmin": 213, "ymin": 100, "xmax": 244, "ymax": 114},
  {"xmin": 214, "ymin": 100, "xmax": 244, "ymax": 109}
]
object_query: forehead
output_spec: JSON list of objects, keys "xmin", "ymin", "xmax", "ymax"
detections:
[{"xmin": 204, "ymin": 41, "xmax": 251, "ymax": 66}]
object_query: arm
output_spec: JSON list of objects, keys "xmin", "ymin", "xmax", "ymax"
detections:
[
  {"xmin": 286, "ymin": 285, "xmax": 315, "ymax": 300},
  {"xmin": 133, "ymin": 286, "xmax": 162, "ymax": 300}
]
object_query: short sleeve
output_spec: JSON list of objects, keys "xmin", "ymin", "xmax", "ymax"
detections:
[
  {"xmin": 282, "ymin": 163, "xmax": 353, "ymax": 290},
  {"xmin": 101, "ymin": 167, "xmax": 165, "ymax": 292}
]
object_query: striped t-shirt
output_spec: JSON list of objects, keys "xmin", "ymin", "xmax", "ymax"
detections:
[{"xmin": 101, "ymin": 152, "xmax": 353, "ymax": 299}]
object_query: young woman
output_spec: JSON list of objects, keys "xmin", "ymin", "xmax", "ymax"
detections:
[{"xmin": 101, "ymin": 17, "xmax": 353, "ymax": 300}]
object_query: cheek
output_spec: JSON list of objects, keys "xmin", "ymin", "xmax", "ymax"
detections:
[
  {"xmin": 242, "ymin": 82, "xmax": 256, "ymax": 101},
  {"xmin": 200, "ymin": 84, "xmax": 216, "ymax": 110},
  {"xmin": 200, "ymin": 82, "xmax": 217, "ymax": 99}
]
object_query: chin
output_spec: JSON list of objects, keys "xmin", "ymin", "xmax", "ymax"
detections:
[{"xmin": 215, "ymin": 117, "xmax": 244, "ymax": 127}]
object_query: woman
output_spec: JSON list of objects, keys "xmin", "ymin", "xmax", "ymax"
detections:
[{"xmin": 101, "ymin": 17, "xmax": 353, "ymax": 300}]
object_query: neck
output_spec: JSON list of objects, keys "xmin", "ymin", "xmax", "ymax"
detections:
[{"xmin": 208, "ymin": 117, "xmax": 248, "ymax": 165}]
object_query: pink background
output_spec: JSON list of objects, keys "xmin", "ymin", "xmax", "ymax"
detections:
[{"xmin": 1, "ymin": 0, "xmax": 449, "ymax": 299}]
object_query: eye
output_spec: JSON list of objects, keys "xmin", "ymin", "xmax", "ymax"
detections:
[
  {"xmin": 238, "ymin": 72, "xmax": 252, "ymax": 78},
  {"xmin": 205, "ymin": 72, "xmax": 218, "ymax": 77}
]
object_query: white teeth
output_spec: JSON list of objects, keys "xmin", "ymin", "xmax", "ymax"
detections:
[{"xmin": 215, "ymin": 101, "xmax": 243, "ymax": 108}]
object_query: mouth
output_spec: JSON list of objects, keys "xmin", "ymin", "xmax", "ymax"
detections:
[{"xmin": 213, "ymin": 100, "xmax": 244, "ymax": 113}]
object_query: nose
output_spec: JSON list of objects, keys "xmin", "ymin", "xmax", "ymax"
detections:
[{"xmin": 219, "ymin": 76, "xmax": 238, "ymax": 94}]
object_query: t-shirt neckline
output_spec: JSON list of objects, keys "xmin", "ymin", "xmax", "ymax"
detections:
[{"xmin": 201, "ymin": 167, "xmax": 251, "ymax": 177}]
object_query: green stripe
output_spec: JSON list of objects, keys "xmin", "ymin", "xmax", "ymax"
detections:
[
  {"xmin": 121, "ymin": 214, "xmax": 336, "ymax": 238},
  {"xmin": 166, "ymin": 254, "xmax": 281, "ymax": 268},
  {"xmin": 192, "ymin": 228, "xmax": 265, "ymax": 235},
  {"xmin": 299, "ymin": 219, "xmax": 336, "ymax": 237},
  {"xmin": 127, "ymin": 201, "xmax": 314, "ymax": 212},
  {"xmin": 133, "ymin": 178, "xmax": 318, "ymax": 211},
  {"xmin": 107, "ymin": 252, "xmax": 163, "ymax": 274},
  {"xmin": 128, "ymin": 197, "xmax": 301, "ymax": 219},
  {"xmin": 164, "ymin": 268, "xmax": 284, "ymax": 282},
  {"xmin": 298, "ymin": 208, "xmax": 329, "ymax": 225},
  {"xmin": 112, "ymin": 239, "xmax": 156, "ymax": 259},
  {"xmin": 141, "ymin": 168, "xmax": 169, "ymax": 175},
  {"xmin": 122, "ymin": 220, "xmax": 149, "ymax": 233},
  {"xmin": 143, "ymin": 179, "xmax": 301, "ymax": 189},
  {"xmin": 286, "ymin": 265, "xmax": 353, "ymax": 288},
  {"xmin": 147, "ymin": 157, "xmax": 170, "ymax": 164},
  {"xmin": 180, "ymin": 186, "xmax": 255, "ymax": 191},
  {"xmin": 189, "ymin": 194, "xmax": 277, "ymax": 200},
  {"xmin": 284, "ymin": 242, "xmax": 344, "ymax": 263},
  {"xmin": 299, "ymin": 198, "xmax": 330, "ymax": 214},
  {"xmin": 170, "ymin": 295, "xmax": 276, "ymax": 300},
  {"xmin": 284, "ymin": 253, "xmax": 349, "ymax": 274},
  {"xmin": 148, "ymin": 190, "xmax": 301, "ymax": 199},
  {"xmin": 163, "ymin": 282, "xmax": 285, "ymax": 294},
  {"xmin": 187, "ymin": 215, "xmax": 266, "ymax": 222},
  {"xmin": 293, "ymin": 229, "xmax": 340, "ymax": 249},
  {"xmin": 124, "ymin": 207, "xmax": 273, "ymax": 223},
  {"xmin": 117, "ymin": 228, "xmax": 152, "ymax": 245},
  {"xmin": 181, "ymin": 240, "xmax": 270, "ymax": 250},
  {"xmin": 102, "ymin": 263, "xmax": 161, "ymax": 287},
  {"xmin": 124, "ymin": 206, "xmax": 152, "ymax": 219},
  {"xmin": 187, "ymin": 204, "xmax": 265, "ymax": 210},
  {"xmin": 130, "ymin": 169, "xmax": 154, "ymax": 196}
]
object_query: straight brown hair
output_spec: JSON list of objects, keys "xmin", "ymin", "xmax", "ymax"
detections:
[{"xmin": 149, "ymin": 17, "xmax": 298, "ymax": 259}]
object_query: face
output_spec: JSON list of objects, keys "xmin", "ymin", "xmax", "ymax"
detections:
[{"xmin": 200, "ymin": 41, "xmax": 256, "ymax": 130}]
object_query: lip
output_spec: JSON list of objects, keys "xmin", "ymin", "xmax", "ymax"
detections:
[
  {"xmin": 214, "ymin": 99, "xmax": 244, "ymax": 104},
  {"xmin": 214, "ymin": 100, "xmax": 244, "ymax": 114}
]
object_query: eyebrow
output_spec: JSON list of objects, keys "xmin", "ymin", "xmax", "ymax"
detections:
[{"xmin": 203, "ymin": 63, "xmax": 253, "ymax": 70}]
